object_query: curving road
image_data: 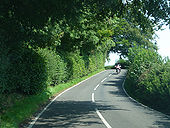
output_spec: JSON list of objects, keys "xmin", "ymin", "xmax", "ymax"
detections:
[{"xmin": 28, "ymin": 69, "xmax": 170, "ymax": 128}]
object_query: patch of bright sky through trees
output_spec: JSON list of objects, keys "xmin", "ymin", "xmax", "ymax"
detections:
[
  {"xmin": 105, "ymin": 25, "xmax": 170, "ymax": 66},
  {"xmin": 105, "ymin": 0, "xmax": 170, "ymax": 66}
]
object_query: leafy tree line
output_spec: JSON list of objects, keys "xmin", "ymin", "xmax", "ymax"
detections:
[
  {"xmin": 126, "ymin": 46, "xmax": 170, "ymax": 115},
  {"xmin": 0, "ymin": 0, "xmax": 169, "ymax": 114},
  {"xmin": 0, "ymin": 1, "xmax": 119, "ymax": 95}
]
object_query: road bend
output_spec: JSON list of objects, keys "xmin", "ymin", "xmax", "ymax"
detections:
[{"xmin": 27, "ymin": 69, "xmax": 170, "ymax": 128}]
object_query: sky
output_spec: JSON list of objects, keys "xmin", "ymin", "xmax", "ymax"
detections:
[
  {"xmin": 155, "ymin": 25, "xmax": 170, "ymax": 59},
  {"xmin": 105, "ymin": 25, "xmax": 170, "ymax": 66}
]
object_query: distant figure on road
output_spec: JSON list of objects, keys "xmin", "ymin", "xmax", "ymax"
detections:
[{"xmin": 115, "ymin": 63, "xmax": 121, "ymax": 74}]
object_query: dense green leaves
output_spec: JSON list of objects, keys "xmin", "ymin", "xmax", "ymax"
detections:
[
  {"xmin": 0, "ymin": 0, "xmax": 169, "ymax": 115},
  {"xmin": 126, "ymin": 46, "xmax": 170, "ymax": 114},
  {"xmin": 0, "ymin": 45, "xmax": 47, "ymax": 94}
]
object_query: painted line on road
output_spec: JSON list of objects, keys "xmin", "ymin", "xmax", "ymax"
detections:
[
  {"xmin": 94, "ymin": 76, "xmax": 109, "ymax": 91},
  {"xmin": 94, "ymin": 84, "xmax": 100, "ymax": 91},
  {"xmin": 96, "ymin": 109, "xmax": 112, "ymax": 128},
  {"xmin": 122, "ymin": 72, "xmax": 170, "ymax": 118},
  {"xmin": 28, "ymin": 70, "xmax": 107, "ymax": 128},
  {"xmin": 92, "ymin": 92, "xmax": 112, "ymax": 128},
  {"xmin": 122, "ymin": 75, "xmax": 158, "ymax": 110},
  {"xmin": 101, "ymin": 77, "xmax": 107, "ymax": 83},
  {"xmin": 92, "ymin": 93, "xmax": 95, "ymax": 102}
]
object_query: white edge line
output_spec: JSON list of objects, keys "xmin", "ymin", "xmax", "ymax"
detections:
[
  {"xmin": 96, "ymin": 109, "xmax": 112, "ymax": 128},
  {"xmin": 122, "ymin": 75, "xmax": 159, "ymax": 109},
  {"xmin": 122, "ymin": 71, "xmax": 170, "ymax": 118},
  {"xmin": 122, "ymin": 74, "xmax": 152, "ymax": 109},
  {"xmin": 28, "ymin": 70, "xmax": 107, "ymax": 128}
]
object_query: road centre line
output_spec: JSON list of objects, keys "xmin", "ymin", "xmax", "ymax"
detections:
[
  {"xmin": 101, "ymin": 77, "xmax": 107, "ymax": 83},
  {"xmin": 96, "ymin": 109, "xmax": 112, "ymax": 128},
  {"xmin": 94, "ymin": 76, "xmax": 108, "ymax": 91},
  {"xmin": 28, "ymin": 70, "xmax": 106, "ymax": 128},
  {"xmin": 91, "ymin": 92, "xmax": 112, "ymax": 128},
  {"xmin": 94, "ymin": 84, "xmax": 100, "ymax": 91},
  {"xmin": 94, "ymin": 76, "xmax": 109, "ymax": 91},
  {"xmin": 92, "ymin": 93, "xmax": 95, "ymax": 102}
]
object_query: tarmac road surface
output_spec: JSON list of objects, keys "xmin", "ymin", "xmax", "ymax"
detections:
[{"xmin": 27, "ymin": 69, "xmax": 170, "ymax": 128}]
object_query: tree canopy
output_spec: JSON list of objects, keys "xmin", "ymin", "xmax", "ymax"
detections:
[{"xmin": 0, "ymin": 0, "xmax": 169, "ymax": 51}]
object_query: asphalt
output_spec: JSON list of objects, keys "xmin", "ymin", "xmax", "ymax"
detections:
[{"xmin": 28, "ymin": 69, "xmax": 170, "ymax": 128}]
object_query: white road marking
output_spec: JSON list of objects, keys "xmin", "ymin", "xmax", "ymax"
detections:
[
  {"xmin": 92, "ymin": 93, "xmax": 95, "ymax": 102},
  {"xmin": 94, "ymin": 84, "xmax": 100, "ymax": 91},
  {"xmin": 28, "ymin": 70, "xmax": 107, "ymax": 128},
  {"xmin": 92, "ymin": 91, "xmax": 112, "ymax": 128},
  {"xmin": 94, "ymin": 76, "xmax": 109, "ymax": 91},
  {"xmin": 101, "ymin": 77, "xmax": 107, "ymax": 83},
  {"xmin": 96, "ymin": 109, "xmax": 112, "ymax": 128}
]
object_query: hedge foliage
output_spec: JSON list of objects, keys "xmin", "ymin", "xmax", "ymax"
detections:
[
  {"xmin": 1, "ymin": 0, "xmax": 169, "ymax": 118},
  {"xmin": 126, "ymin": 46, "xmax": 170, "ymax": 114},
  {"xmin": 0, "ymin": 45, "xmax": 105, "ymax": 96},
  {"xmin": 37, "ymin": 48, "xmax": 68, "ymax": 86},
  {"xmin": 0, "ymin": 44, "xmax": 47, "ymax": 95}
]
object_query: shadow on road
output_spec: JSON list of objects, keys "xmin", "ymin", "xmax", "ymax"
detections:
[
  {"xmin": 105, "ymin": 72, "xmax": 170, "ymax": 128},
  {"xmin": 32, "ymin": 100, "xmax": 125, "ymax": 128}
]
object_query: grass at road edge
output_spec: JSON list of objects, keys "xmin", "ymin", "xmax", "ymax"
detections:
[{"xmin": 0, "ymin": 69, "xmax": 105, "ymax": 128}]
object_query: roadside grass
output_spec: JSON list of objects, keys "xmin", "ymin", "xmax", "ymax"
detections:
[{"xmin": 0, "ymin": 69, "xmax": 105, "ymax": 128}]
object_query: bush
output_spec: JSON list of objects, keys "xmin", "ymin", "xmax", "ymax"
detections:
[
  {"xmin": 0, "ymin": 44, "xmax": 105, "ymax": 95},
  {"xmin": 126, "ymin": 46, "xmax": 170, "ymax": 114},
  {"xmin": 66, "ymin": 50, "xmax": 87, "ymax": 79},
  {"xmin": 64, "ymin": 50, "xmax": 105, "ymax": 79},
  {"xmin": 88, "ymin": 51, "xmax": 105, "ymax": 73},
  {"xmin": 0, "ymin": 44, "xmax": 11, "ymax": 93},
  {"xmin": 104, "ymin": 65, "xmax": 114, "ymax": 70},
  {"xmin": 37, "ymin": 48, "xmax": 68, "ymax": 85},
  {"xmin": 0, "ymin": 46, "xmax": 47, "ymax": 95}
]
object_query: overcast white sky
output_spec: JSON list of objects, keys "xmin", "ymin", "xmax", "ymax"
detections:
[{"xmin": 105, "ymin": 25, "xmax": 170, "ymax": 66}]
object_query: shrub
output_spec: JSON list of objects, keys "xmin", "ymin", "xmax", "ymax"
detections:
[
  {"xmin": 126, "ymin": 46, "xmax": 170, "ymax": 114},
  {"xmin": 66, "ymin": 50, "xmax": 87, "ymax": 79},
  {"xmin": 88, "ymin": 51, "xmax": 105, "ymax": 73},
  {"xmin": 0, "ymin": 44, "xmax": 11, "ymax": 93},
  {"xmin": 37, "ymin": 48, "xmax": 68, "ymax": 85},
  {"xmin": 0, "ymin": 46, "xmax": 47, "ymax": 95}
]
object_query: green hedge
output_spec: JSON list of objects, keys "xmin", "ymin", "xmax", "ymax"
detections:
[
  {"xmin": 126, "ymin": 46, "xmax": 170, "ymax": 114},
  {"xmin": 0, "ymin": 45, "xmax": 105, "ymax": 95},
  {"xmin": 0, "ymin": 45, "xmax": 47, "ymax": 95},
  {"xmin": 0, "ymin": 45, "xmax": 106, "ymax": 117},
  {"xmin": 65, "ymin": 50, "xmax": 105, "ymax": 79},
  {"xmin": 37, "ymin": 48, "xmax": 68, "ymax": 86}
]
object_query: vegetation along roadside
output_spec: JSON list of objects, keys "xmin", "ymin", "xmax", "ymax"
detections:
[{"xmin": 0, "ymin": 0, "xmax": 169, "ymax": 127}]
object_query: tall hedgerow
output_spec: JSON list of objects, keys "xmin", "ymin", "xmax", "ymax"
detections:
[
  {"xmin": 126, "ymin": 46, "xmax": 170, "ymax": 114},
  {"xmin": 0, "ymin": 45, "xmax": 47, "ymax": 95},
  {"xmin": 37, "ymin": 48, "xmax": 68, "ymax": 86}
]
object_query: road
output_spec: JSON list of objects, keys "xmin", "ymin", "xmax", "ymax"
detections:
[{"xmin": 28, "ymin": 69, "xmax": 170, "ymax": 128}]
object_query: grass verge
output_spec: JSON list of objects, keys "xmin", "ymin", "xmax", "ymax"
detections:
[{"xmin": 0, "ymin": 69, "xmax": 105, "ymax": 128}]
